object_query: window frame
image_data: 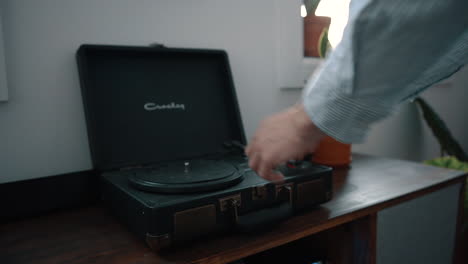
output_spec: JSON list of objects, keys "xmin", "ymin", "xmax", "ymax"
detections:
[{"xmin": 0, "ymin": 9, "xmax": 8, "ymax": 102}]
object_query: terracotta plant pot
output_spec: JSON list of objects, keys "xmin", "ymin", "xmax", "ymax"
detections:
[{"xmin": 312, "ymin": 136, "xmax": 351, "ymax": 167}]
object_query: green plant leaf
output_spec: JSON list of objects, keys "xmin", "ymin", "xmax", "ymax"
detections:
[
  {"xmin": 318, "ymin": 27, "xmax": 330, "ymax": 58},
  {"xmin": 414, "ymin": 97, "xmax": 468, "ymax": 162},
  {"xmin": 424, "ymin": 156, "xmax": 468, "ymax": 172},
  {"xmin": 304, "ymin": 0, "xmax": 322, "ymax": 15}
]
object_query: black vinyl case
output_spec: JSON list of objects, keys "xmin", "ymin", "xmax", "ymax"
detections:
[{"xmin": 77, "ymin": 44, "xmax": 332, "ymax": 251}]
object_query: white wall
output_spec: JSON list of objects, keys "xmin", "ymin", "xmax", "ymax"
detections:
[
  {"xmin": 1, "ymin": 0, "xmax": 467, "ymax": 184},
  {"xmin": 0, "ymin": 0, "xmax": 280, "ymax": 183}
]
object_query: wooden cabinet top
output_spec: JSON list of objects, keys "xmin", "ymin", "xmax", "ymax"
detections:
[{"xmin": 1, "ymin": 154, "xmax": 465, "ymax": 264}]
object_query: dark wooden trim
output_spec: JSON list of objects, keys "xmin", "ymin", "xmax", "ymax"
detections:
[
  {"xmin": 368, "ymin": 213, "xmax": 377, "ymax": 264},
  {"xmin": 349, "ymin": 213, "xmax": 377, "ymax": 264},
  {"xmin": 0, "ymin": 170, "xmax": 99, "ymax": 222},
  {"xmin": 454, "ymin": 176, "xmax": 467, "ymax": 264}
]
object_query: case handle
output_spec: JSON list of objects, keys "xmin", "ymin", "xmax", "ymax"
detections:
[
  {"xmin": 235, "ymin": 202, "xmax": 293, "ymax": 232},
  {"xmin": 225, "ymin": 185, "xmax": 294, "ymax": 232}
]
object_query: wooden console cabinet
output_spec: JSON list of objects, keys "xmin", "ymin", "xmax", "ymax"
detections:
[{"xmin": 1, "ymin": 154, "xmax": 465, "ymax": 264}]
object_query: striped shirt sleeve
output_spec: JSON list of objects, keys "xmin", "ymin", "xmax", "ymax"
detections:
[{"xmin": 302, "ymin": 0, "xmax": 468, "ymax": 143}]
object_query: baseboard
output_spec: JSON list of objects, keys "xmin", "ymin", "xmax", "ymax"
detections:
[{"xmin": 0, "ymin": 170, "xmax": 99, "ymax": 222}]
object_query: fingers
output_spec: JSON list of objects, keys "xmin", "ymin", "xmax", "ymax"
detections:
[
  {"xmin": 247, "ymin": 144, "xmax": 286, "ymax": 181},
  {"xmin": 244, "ymin": 105, "xmax": 317, "ymax": 182},
  {"xmin": 250, "ymin": 154, "xmax": 284, "ymax": 182},
  {"xmin": 248, "ymin": 152, "xmax": 260, "ymax": 173},
  {"xmin": 265, "ymin": 170, "xmax": 285, "ymax": 183},
  {"xmin": 248, "ymin": 151, "xmax": 276, "ymax": 180},
  {"xmin": 257, "ymin": 158, "xmax": 275, "ymax": 180},
  {"xmin": 244, "ymin": 143, "xmax": 252, "ymax": 157}
]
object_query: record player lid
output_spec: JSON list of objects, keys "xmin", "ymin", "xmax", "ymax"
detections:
[{"xmin": 77, "ymin": 45, "xmax": 246, "ymax": 171}]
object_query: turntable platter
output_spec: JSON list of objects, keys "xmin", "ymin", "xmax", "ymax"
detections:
[
  {"xmin": 127, "ymin": 160, "xmax": 245, "ymax": 194},
  {"xmin": 140, "ymin": 160, "xmax": 237, "ymax": 184}
]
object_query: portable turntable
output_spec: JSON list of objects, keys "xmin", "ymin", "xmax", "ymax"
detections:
[{"xmin": 77, "ymin": 44, "xmax": 333, "ymax": 251}]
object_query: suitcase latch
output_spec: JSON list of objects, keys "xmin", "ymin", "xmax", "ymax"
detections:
[
  {"xmin": 276, "ymin": 183, "xmax": 294, "ymax": 205},
  {"xmin": 219, "ymin": 194, "xmax": 241, "ymax": 223}
]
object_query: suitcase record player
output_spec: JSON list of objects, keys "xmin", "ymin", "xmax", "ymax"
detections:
[{"xmin": 77, "ymin": 44, "xmax": 333, "ymax": 251}]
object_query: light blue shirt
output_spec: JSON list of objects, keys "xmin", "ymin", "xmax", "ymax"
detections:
[{"xmin": 303, "ymin": 0, "xmax": 468, "ymax": 143}]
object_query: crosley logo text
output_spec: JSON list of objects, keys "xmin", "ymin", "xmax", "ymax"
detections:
[{"xmin": 144, "ymin": 102, "xmax": 186, "ymax": 111}]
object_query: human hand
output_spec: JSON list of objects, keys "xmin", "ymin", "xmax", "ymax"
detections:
[{"xmin": 245, "ymin": 104, "xmax": 325, "ymax": 181}]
